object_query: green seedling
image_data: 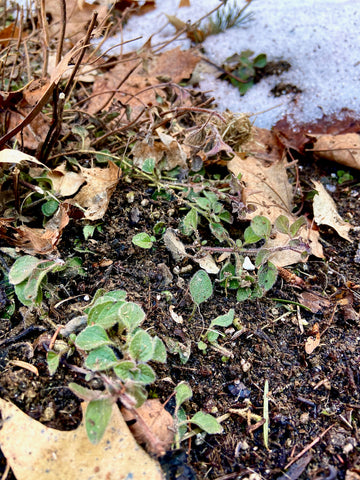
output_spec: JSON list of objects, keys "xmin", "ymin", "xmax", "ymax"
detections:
[
  {"xmin": 61, "ymin": 289, "xmax": 166, "ymax": 444},
  {"xmin": 132, "ymin": 232, "xmax": 156, "ymax": 249},
  {"xmin": 173, "ymin": 382, "xmax": 223, "ymax": 448},
  {"xmin": 336, "ymin": 170, "xmax": 354, "ymax": 184},
  {"xmin": 8, "ymin": 255, "xmax": 66, "ymax": 307},
  {"xmin": 224, "ymin": 49, "xmax": 267, "ymax": 95},
  {"xmin": 83, "ymin": 223, "xmax": 103, "ymax": 240}
]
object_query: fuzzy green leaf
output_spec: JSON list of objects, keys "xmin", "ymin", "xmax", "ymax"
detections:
[
  {"xmin": 189, "ymin": 270, "xmax": 213, "ymax": 305},
  {"xmin": 274, "ymin": 215, "xmax": 290, "ymax": 235},
  {"xmin": 142, "ymin": 157, "xmax": 156, "ymax": 174},
  {"xmin": 47, "ymin": 351, "xmax": 61, "ymax": 376},
  {"xmin": 236, "ymin": 287, "xmax": 251, "ymax": 302},
  {"xmin": 243, "ymin": 226, "xmax": 262, "ymax": 244},
  {"xmin": 190, "ymin": 411, "xmax": 223, "ymax": 434},
  {"xmin": 181, "ymin": 208, "xmax": 199, "ymax": 236},
  {"xmin": 133, "ymin": 364, "xmax": 156, "ymax": 385},
  {"xmin": 251, "ymin": 215, "xmax": 271, "ymax": 239},
  {"xmin": 113, "ymin": 361, "xmax": 136, "ymax": 381},
  {"xmin": 129, "ymin": 330, "xmax": 153, "ymax": 362},
  {"xmin": 175, "ymin": 382, "xmax": 192, "ymax": 408},
  {"xmin": 85, "ymin": 399, "xmax": 113, "ymax": 444},
  {"xmin": 290, "ymin": 216, "xmax": 307, "ymax": 237},
  {"xmin": 209, "ymin": 222, "xmax": 228, "ymax": 242},
  {"xmin": 88, "ymin": 301, "xmax": 123, "ymax": 329},
  {"xmin": 119, "ymin": 302, "xmax": 146, "ymax": 331},
  {"xmin": 152, "ymin": 336, "xmax": 167, "ymax": 363},
  {"xmin": 210, "ymin": 309, "xmax": 235, "ymax": 329},
  {"xmin": 75, "ymin": 325, "xmax": 112, "ymax": 350},
  {"xmin": 85, "ymin": 346, "xmax": 118, "ymax": 371},
  {"xmin": 258, "ymin": 261, "xmax": 278, "ymax": 291},
  {"xmin": 132, "ymin": 232, "xmax": 154, "ymax": 249}
]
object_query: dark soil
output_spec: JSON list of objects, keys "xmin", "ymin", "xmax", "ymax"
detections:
[{"xmin": 0, "ymin": 149, "xmax": 359, "ymax": 480}]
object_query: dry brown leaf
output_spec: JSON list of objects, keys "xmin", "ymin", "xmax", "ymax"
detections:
[
  {"xmin": 121, "ymin": 399, "xmax": 174, "ymax": 456},
  {"xmin": 312, "ymin": 180, "xmax": 353, "ymax": 241},
  {"xmin": 44, "ymin": 0, "xmax": 108, "ymax": 45},
  {"xmin": 68, "ymin": 161, "xmax": 121, "ymax": 220},
  {"xmin": 13, "ymin": 203, "xmax": 70, "ymax": 255},
  {"xmin": 179, "ymin": 0, "xmax": 191, "ymax": 6},
  {"xmin": 0, "ymin": 22, "xmax": 20, "ymax": 48},
  {"xmin": 47, "ymin": 163, "xmax": 86, "ymax": 196},
  {"xmin": 88, "ymin": 47, "xmax": 199, "ymax": 115},
  {"xmin": 298, "ymin": 291, "xmax": 331, "ymax": 314},
  {"xmin": 311, "ymin": 133, "xmax": 360, "ymax": 170},
  {"xmin": 0, "ymin": 398, "xmax": 164, "ymax": 480},
  {"xmin": 228, "ymin": 152, "xmax": 323, "ymax": 266},
  {"xmin": 132, "ymin": 129, "xmax": 187, "ymax": 171}
]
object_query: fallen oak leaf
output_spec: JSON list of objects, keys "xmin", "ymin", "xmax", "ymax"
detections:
[
  {"xmin": 0, "ymin": 398, "xmax": 164, "ymax": 480},
  {"xmin": 121, "ymin": 399, "xmax": 174, "ymax": 456},
  {"xmin": 312, "ymin": 180, "xmax": 353, "ymax": 241},
  {"xmin": 310, "ymin": 133, "xmax": 360, "ymax": 170}
]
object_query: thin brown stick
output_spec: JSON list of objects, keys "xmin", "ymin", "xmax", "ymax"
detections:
[
  {"xmin": 56, "ymin": 0, "xmax": 66, "ymax": 65},
  {"xmin": 64, "ymin": 12, "xmax": 98, "ymax": 98},
  {"xmin": 284, "ymin": 425, "xmax": 334, "ymax": 470}
]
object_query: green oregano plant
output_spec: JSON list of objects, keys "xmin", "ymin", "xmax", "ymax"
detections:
[{"xmin": 58, "ymin": 289, "xmax": 167, "ymax": 444}]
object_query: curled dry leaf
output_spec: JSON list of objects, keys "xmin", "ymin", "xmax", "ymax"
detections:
[
  {"xmin": 298, "ymin": 291, "xmax": 331, "ymax": 314},
  {"xmin": 47, "ymin": 162, "xmax": 86, "ymax": 196},
  {"xmin": 312, "ymin": 180, "xmax": 353, "ymax": 241},
  {"xmin": 121, "ymin": 399, "xmax": 175, "ymax": 456},
  {"xmin": 311, "ymin": 133, "xmax": 360, "ymax": 170},
  {"xmin": 67, "ymin": 161, "xmax": 121, "ymax": 220},
  {"xmin": 132, "ymin": 129, "xmax": 187, "ymax": 171},
  {"xmin": 0, "ymin": 398, "xmax": 164, "ymax": 480}
]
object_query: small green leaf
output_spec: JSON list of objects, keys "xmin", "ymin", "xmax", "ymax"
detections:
[
  {"xmin": 152, "ymin": 336, "xmax": 167, "ymax": 363},
  {"xmin": 85, "ymin": 345, "xmax": 118, "ymax": 371},
  {"xmin": 210, "ymin": 309, "xmax": 235, "ymax": 329},
  {"xmin": 274, "ymin": 215, "xmax": 290, "ymax": 235},
  {"xmin": 68, "ymin": 383, "xmax": 102, "ymax": 402},
  {"xmin": 253, "ymin": 53, "xmax": 267, "ymax": 68},
  {"xmin": 197, "ymin": 340, "xmax": 207, "ymax": 351},
  {"xmin": 129, "ymin": 330, "xmax": 153, "ymax": 362},
  {"xmin": 88, "ymin": 301, "xmax": 124, "ymax": 329},
  {"xmin": 47, "ymin": 351, "xmax": 60, "ymax": 376},
  {"xmin": 133, "ymin": 364, "xmax": 156, "ymax": 385},
  {"xmin": 119, "ymin": 302, "xmax": 145, "ymax": 331},
  {"xmin": 95, "ymin": 149, "xmax": 111, "ymax": 163},
  {"xmin": 251, "ymin": 216, "xmax": 271, "ymax": 239},
  {"xmin": 243, "ymin": 226, "xmax": 262, "ymax": 244},
  {"xmin": 258, "ymin": 261, "xmax": 277, "ymax": 291},
  {"xmin": 83, "ymin": 224, "xmax": 97, "ymax": 240},
  {"xmin": 132, "ymin": 232, "xmax": 154, "ymax": 249},
  {"xmin": 175, "ymin": 382, "xmax": 192, "ymax": 408},
  {"xmin": 220, "ymin": 263, "xmax": 239, "ymax": 290},
  {"xmin": 209, "ymin": 222, "xmax": 228, "ymax": 242},
  {"xmin": 181, "ymin": 208, "xmax": 199, "ymax": 236},
  {"xmin": 124, "ymin": 382, "xmax": 147, "ymax": 408},
  {"xmin": 255, "ymin": 248, "xmax": 270, "ymax": 267},
  {"xmin": 194, "ymin": 197, "xmax": 210, "ymax": 211},
  {"xmin": 113, "ymin": 360, "xmax": 136, "ymax": 381},
  {"xmin": 9, "ymin": 256, "xmax": 43, "ymax": 285},
  {"xmin": 75, "ymin": 325, "xmax": 112, "ymax": 350},
  {"xmin": 189, "ymin": 270, "xmax": 213, "ymax": 305},
  {"xmin": 101, "ymin": 290, "xmax": 127, "ymax": 302},
  {"xmin": 218, "ymin": 210, "xmax": 233, "ymax": 224},
  {"xmin": 190, "ymin": 411, "xmax": 223, "ymax": 434},
  {"xmin": 142, "ymin": 157, "xmax": 156, "ymax": 174},
  {"xmin": 236, "ymin": 287, "xmax": 251, "ymax": 302},
  {"xmin": 207, "ymin": 330, "xmax": 220, "ymax": 343},
  {"xmin": 153, "ymin": 221, "xmax": 166, "ymax": 235},
  {"xmin": 289, "ymin": 216, "xmax": 307, "ymax": 237},
  {"xmin": 85, "ymin": 399, "xmax": 113, "ymax": 444},
  {"xmin": 176, "ymin": 406, "xmax": 188, "ymax": 439},
  {"xmin": 41, "ymin": 199, "xmax": 59, "ymax": 217}
]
